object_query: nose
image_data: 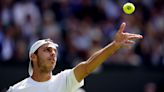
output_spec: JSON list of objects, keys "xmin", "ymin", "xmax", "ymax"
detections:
[{"xmin": 50, "ymin": 49, "xmax": 57, "ymax": 57}]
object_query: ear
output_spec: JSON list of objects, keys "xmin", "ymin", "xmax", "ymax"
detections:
[{"xmin": 31, "ymin": 53, "xmax": 37, "ymax": 63}]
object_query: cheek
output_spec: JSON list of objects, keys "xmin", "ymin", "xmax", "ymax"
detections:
[
  {"xmin": 40, "ymin": 52, "xmax": 49, "ymax": 59},
  {"xmin": 37, "ymin": 53, "xmax": 49, "ymax": 63},
  {"xmin": 37, "ymin": 55, "xmax": 48, "ymax": 68}
]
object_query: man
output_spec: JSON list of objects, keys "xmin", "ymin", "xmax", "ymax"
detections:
[{"xmin": 7, "ymin": 22, "xmax": 143, "ymax": 92}]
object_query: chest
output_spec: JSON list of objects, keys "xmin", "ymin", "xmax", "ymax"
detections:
[
  {"xmin": 15, "ymin": 80, "xmax": 68, "ymax": 92},
  {"xmin": 16, "ymin": 86, "xmax": 66, "ymax": 92}
]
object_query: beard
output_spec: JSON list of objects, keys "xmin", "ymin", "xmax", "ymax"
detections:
[{"xmin": 37, "ymin": 56, "xmax": 55, "ymax": 74}]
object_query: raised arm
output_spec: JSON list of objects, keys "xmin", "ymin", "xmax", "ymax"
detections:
[{"xmin": 74, "ymin": 22, "xmax": 143, "ymax": 82}]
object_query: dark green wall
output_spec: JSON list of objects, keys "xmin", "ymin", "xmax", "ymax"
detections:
[{"xmin": 0, "ymin": 64, "xmax": 164, "ymax": 92}]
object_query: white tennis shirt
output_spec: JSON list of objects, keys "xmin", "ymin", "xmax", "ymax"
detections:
[{"xmin": 7, "ymin": 69, "xmax": 84, "ymax": 92}]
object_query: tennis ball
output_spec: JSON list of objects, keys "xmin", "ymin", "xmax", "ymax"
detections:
[{"xmin": 123, "ymin": 2, "xmax": 135, "ymax": 14}]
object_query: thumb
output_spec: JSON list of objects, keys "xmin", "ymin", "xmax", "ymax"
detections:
[{"xmin": 118, "ymin": 22, "xmax": 126, "ymax": 33}]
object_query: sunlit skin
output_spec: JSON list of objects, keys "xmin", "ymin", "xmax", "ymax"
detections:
[
  {"xmin": 30, "ymin": 22, "xmax": 143, "ymax": 83},
  {"xmin": 74, "ymin": 22, "xmax": 143, "ymax": 82},
  {"xmin": 31, "ymin": 43, "xmax": 57, "ymax": 82}
]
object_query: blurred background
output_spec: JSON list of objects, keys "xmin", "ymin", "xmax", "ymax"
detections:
[{"xmin": 0, "ymin": 0, "xmax": 164, "ymax": 92}]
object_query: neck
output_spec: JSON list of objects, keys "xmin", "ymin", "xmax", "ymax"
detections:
[{"xmin": 31, "ymin": 71, "xmax": 52, "ymax": 82}]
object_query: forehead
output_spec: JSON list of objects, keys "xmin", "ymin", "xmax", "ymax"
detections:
[{"xmin": 38, "ymin": 43, "xmax": 57, "ymax": 51}]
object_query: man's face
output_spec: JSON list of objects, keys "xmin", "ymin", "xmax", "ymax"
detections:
[{"xmin": 34, "ymin": 43, "xmax": 57, "ymax": 73}]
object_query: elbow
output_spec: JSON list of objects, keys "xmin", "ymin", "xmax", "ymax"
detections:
[
  {"xmin": 74, "ymin": 61, "xmax": 93, "ymax": 82},
  {"xmin": 79, "ymin": 61, "xmax": 91, "ymax": 77}
]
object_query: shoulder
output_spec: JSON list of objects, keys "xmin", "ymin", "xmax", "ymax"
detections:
[
  {"xmin": 55, "ymin": 69, "xmax": 73, "ymax": 77},
  {"xmin": 7, "ymin": 77, "xmax": 30, "ymax": 91},
  {"xmin": 50, "ymin": 69, "xmax": 74, "ymax": 82},
  {"xmin": 54, "ymin": 69, "xmax": 84, "ymax": 91},
  {"xmin": 12, "ymin": 78, "xmax": 29, "ymax": 88},
  {"xmin": 54, "ymin": 68, "xmax": 83, "ymax": 85}
]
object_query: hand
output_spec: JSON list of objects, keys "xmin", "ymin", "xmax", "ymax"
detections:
[{"xmin": 114, "ymin": 22, "xmax": 143, "ymax": 47}]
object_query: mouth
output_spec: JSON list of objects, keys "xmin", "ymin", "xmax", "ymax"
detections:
[{"xmin": 48, "ymin": 57, "xmax": 55, "ymax": 64}]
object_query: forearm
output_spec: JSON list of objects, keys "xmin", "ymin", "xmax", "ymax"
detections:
[
  {"xmin": 85, "ymin": 41, "xmax": 121, "ymax": 74},
  {"xmin": 74, "ymin": 41, "xmax": 121, "ymax": 82},
  {"xmin": 74, "ymin": 22, "xmax": 143, "ymax": 82}
]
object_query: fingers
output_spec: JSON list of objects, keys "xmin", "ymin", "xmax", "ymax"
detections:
[
  {"xmin": 123, "ymin": 40, "xmax": 135, "ymax": 49},
  {"xmin": 128, "ymin": 35, "xmax": 143, "ymax": 40},
  {"xmin": 115, "ymin": 22, "xmax": 143, "ymax": 48},
  {"xmin": 125, "ymin": 40, "xmax": 135, "ymax": 44},
  {"xmin": 123, "ymin": 33, "xmax": 143, "ymax": 40},
  {"xmin": 123, "ymin": 33, "xmax": 142, "ymax": 37},
  {"xmin": 118, "ymin": 22, "xmax": 126, "ymax": 33}
]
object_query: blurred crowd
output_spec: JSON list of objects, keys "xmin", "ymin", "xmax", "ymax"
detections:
[{"xmin": 0, "ymin": 0, "xmax": 163, "ymax": 68}]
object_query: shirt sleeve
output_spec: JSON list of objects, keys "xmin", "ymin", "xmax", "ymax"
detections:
[
  {"xmin": 64, "ymin": 69, "xmax": 84, "ymax": 92},
  {"xmin": 6, "ymin": 86, "xmax": 13, "ymax": 92}
]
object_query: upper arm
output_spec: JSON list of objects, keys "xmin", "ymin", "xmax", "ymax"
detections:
[{"xmin": 73, "ymin": 61, "xmax": 89, "ymax": 82}]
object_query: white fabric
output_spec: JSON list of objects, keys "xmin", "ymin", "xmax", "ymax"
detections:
[
  {"xmin": 7, "ymin": 69, "xmax": 84, "ymax": 92},
  {"xmin": 29, "ymin": 39, "xmax": 58, "ymax": 58}
]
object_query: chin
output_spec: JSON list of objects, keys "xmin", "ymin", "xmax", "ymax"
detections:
[{"xmin": 50, "ymin": 64, "xmax": 56, "ymax": 70}]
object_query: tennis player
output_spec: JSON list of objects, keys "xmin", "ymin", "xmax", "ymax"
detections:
[{"xmin": 7, "ymin": 22, "xmax": 142, "ymax": 92}]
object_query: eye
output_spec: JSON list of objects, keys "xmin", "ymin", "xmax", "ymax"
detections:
[
  {"xmin": 47, "ymin": 48, "xmax": 51, "ymax": 52},
  {"xmin": 44, "ymin": 47, "xmax": 56, "ymax": 54},
  {"xmin": 43, "ymin": 47, "xmax": 50, "ymax": 52}
]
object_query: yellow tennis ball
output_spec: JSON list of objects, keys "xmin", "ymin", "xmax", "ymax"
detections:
[{"xmin": 123, "ymin": 2, "xmax": 135, "ymax": 14}]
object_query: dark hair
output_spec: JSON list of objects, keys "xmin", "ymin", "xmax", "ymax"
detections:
[
  {"xmin": 34, "ymin": 49, "xmax": 38, "ymax": 55},
  {"xmin": 31, "ymin": 49, "xmax": 38, "ymax": 68}
]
